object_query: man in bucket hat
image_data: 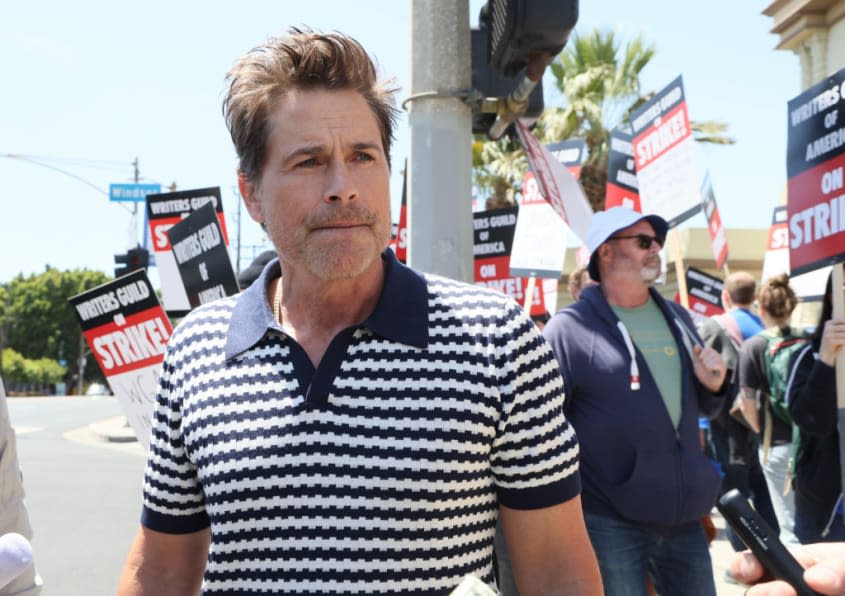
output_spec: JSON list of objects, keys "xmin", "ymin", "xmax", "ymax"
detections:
[{"xmin": 543, "ymin": 206, "xmax": 728, "ymax": 596}]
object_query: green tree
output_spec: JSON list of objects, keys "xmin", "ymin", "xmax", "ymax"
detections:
[
  {"xmin": 1, "ymin": 348, "xmax": 66, "ymax": 385},
  {"xmin": 2, "ymin": 267, "xmax": 110, "ymax": 387},
  {"xmin": 473, "ymin": 28, "xmax": 734, "ymax": 212}
]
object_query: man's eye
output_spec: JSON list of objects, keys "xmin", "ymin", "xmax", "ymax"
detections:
[
  {"xmin": 297, "ymin": 157, "xmax": 319, "ymax": 167},
  {"xmin": 354, "ymin": 152, "xmax": 374, "ymax": 162}
]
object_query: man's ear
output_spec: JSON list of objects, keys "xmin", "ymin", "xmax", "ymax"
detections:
[
  {"xmin": 598, "ymin": 243, "xmax": 612, "ymax": 266},
  {"xmin": 238, "ymin": 173, "xmax": 264, "ymax": 224}
]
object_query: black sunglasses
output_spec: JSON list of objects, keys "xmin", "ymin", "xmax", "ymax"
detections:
[{"xmin": 608, "ymin": 234, "xmax": 664, "ymax": 250}]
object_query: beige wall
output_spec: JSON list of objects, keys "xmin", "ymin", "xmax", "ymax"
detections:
[{"xmin": 764, "ymin": 0, "xmax": 845, "ymax": 88}]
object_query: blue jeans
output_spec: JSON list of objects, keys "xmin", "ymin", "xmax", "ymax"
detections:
[{"xmin": 584, "ymin": 511, "xmax": 717, "ymax": 596}]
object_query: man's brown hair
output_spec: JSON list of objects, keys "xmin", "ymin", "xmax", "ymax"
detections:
[
  {"xmin": 223, "ymin": 27, "xmax": 399, "ymax": 183},
  {"xmin": 723, "ymin": 271, "xmax": 756, "ymax": 306}
]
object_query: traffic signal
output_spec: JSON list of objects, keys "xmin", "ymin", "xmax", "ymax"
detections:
[
  {"xmin": 471, "ymin": 25, "xmax": 544, "ymax": 135},
  {"xmin": 482, "ymin": 0, "xmax": 579, "ymax": 78},
  {"xmin": 114, "ymin": 246, "xmax": 149, "ymax": 278}
]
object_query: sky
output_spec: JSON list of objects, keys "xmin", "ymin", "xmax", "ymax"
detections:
[{"xmin": 0, "ymin": 1, "xmax": 800, "ymax": 283}]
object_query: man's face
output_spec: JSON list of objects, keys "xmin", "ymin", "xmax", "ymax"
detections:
[
  {"xmin": 603, "ymin": 220, "xmax": 663, "ymax": 284},
  {"xmin": 241, "ymin": 88, "xmax": 391, "ymax": 282}
]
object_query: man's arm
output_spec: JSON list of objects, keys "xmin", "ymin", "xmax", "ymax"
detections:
[
  {"xmin": 118, "ymin": 526, "xmax": 210, "ymax": 596},
  {"xmin": 499, "ymin": 496, "xmax": 603, "ymax": 595}
]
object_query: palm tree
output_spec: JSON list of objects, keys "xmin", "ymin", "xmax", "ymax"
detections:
[
  {"xmin": 473, "ymin": 28, "xmax": 734, "ymax": 212},
  {"xmin": 544, "ymin": 29, "xmax": 654, "ymax": 211}
]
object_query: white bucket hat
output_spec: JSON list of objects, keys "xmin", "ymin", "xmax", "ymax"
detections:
[{"xmin": 587, "ymin": 206, "xmax": 668, "ymax": 281}]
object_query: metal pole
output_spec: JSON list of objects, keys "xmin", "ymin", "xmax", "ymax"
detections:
[
  {"xmin": 131, "ymin": 157, "xmax": 140, "ymax": 248},
  {"xmin": 408, "ymin": 0, "xmax": 473, "ymax": 282},
  {"xmin": 76, "ymin": 332, "xmax": 85, "ymax": 396},
  {"xmin": 235, "ymin": 186, "xmax": 242, "ymax": 277}
]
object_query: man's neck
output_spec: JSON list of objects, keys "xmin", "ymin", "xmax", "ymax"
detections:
[
  {"xmin": 272, "ymin": 258, "xmax": 386, "ymax": 365},
  {"xmin": 601, "ymin": 280, "xmax": 651, "ymax": 308}
]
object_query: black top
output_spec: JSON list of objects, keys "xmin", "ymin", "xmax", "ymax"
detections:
[
  {"xmin": 787, "ymin": 341, "xmax": 842, "ymax": 529},
  {"xmin": 738, "ymin": 330, "xmax": 793, "ymax": 446}
]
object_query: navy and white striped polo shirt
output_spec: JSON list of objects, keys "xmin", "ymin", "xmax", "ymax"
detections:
[{"xmin": 141, "ymin": 250, "xmax": 580, "ymax": 595}]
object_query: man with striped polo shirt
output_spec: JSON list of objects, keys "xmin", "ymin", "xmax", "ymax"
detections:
[{"xmin": 117, "ymin": 28, "xmax": 601, "ymax": 596}]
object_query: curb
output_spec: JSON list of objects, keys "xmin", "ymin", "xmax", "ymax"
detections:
[{"xmin": 88, "ymin": 416, "xmax": 138, "ymax": 443}]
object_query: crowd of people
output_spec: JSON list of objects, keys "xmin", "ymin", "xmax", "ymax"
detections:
[{"xmin": 3, "ymin": 25, "xmax": 843, "ymax": 596}]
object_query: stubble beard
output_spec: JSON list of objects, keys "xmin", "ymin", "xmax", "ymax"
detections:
[
  {"xmin": 269, "ymin": 206, "xmax": 390, "ymax": 281},
  {"xmin": 639, "ymin": 255, "xmax": 662, "ymax": 284}
]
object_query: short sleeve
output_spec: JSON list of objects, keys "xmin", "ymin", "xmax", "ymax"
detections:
[
  {"xmin": 738, "ymin": 336, "xmax": 767, "ymax": 393},
  {"xmin": 489, "ymin": 301, "xmax": 581, "ymax": 510},
  {"xmin": 140, "ymin": 344, "xmax": 210, "ymax": 534}
]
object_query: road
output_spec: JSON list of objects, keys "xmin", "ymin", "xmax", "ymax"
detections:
[{"xmin": 8, "ymin": 395, "xmax": 146, "ymax": 596}]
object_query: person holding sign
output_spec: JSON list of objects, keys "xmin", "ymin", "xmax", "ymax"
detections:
[
  {"xmin": 543, "ymin": 206, "xmax": 728, "ymax": 596},
  {"xmin": 786, "ymin": 272, "xmax": 845, "ymax": 543},
  {"xmin": 118, "ymin": 28, "xmax": 601, "ymax": 596}
]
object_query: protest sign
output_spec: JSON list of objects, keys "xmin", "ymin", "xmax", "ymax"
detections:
[
  {"xmin": 388, "ymin": 164, "xmax": 408, "ymax": 263},
  {"xmin": 545, "ymin": 139, "xmax": 587, "ymax": 179},
  {"xmin": 510, "ymin": 171, "xmax": 568, "ymax": 279},
  {"xmin": 473, "ymin": 206, "xmax": 546, "ymax": 316},
  {"xmin": 630, "ymin": 76, "xmax": 701, "ymax": 226},
  {"xmin": 786, "ymin": 67, "xmax": 845, "ymax": 275},
  {"xmin": 677, "ymin": 267, "xmax": 724, "ymax": 318},
  {"xmin": 68, "ymin": 270, "xmax": 172, "ymax": 450},
  {"xmin": 606, "ymin": 127, "xmax": 640, "ymax": 211},
  {"xmin": 701, "ymin": 174, "xmax": 729, "ymax": 269},
  {"xmin": 146, "ymin": 187, "xmax": 229, "ymax": 316},
  {"xmin": 762, "ymin": 206, "xmax": 830, "ymax": 300},
  {"xmin": 166, "ymin": 203, "xmax": 239, "ymax": 309},
  {"xmin": 515, "ymin": 120, "xmax": 593, "ymax": 243}
]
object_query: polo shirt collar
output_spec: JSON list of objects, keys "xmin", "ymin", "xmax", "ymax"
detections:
[{"xmin": 224, "ymin": 250, "xmax": 429, "ymax": 360}]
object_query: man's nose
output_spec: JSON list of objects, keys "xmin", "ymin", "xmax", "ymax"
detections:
[{"xmin": 324, "ymin": 162, "xmax": 358, "ymax": 202}]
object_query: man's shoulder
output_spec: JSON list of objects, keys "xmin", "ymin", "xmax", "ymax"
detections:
[
  {"xmin": 545, "ymin": 298, "xmax": 599, "ymax": 341},
  {"xmin": 422, "ymin": 272, "xmax": 521, "ymax": 310}
]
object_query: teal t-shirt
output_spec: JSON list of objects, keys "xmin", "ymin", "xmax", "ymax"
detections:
[{"xmin": 612, "ymin": 298, "xmax": 682, "ymax": 428}]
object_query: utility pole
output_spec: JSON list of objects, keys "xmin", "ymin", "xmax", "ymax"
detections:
[
  {"xmin": 407, "ymin": 0, "xmax": 473, "ymax": 282},
  {"xmin": 130, "ymin": 157, "xmax": 141, "ymax": 248},
  {"xmin": 76, "ymin": 332, "xmax": 86, "ymax": 396},
  {"xmin": 234, "ymin": 185, "xmax": 242, "ymax": 277}
]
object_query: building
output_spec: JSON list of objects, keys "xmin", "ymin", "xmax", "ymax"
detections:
[{"xmin": 764, "ymin": 0, "xmax": 845, "ymax": 88}]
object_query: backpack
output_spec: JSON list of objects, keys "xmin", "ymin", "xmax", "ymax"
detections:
[
  {"xmin": 762, "ymin": 327, "xmax": 807, "ymax": 425},
  {"xmin": 760, "ymin": 327, "xmax": 808, "ymax": 472}
]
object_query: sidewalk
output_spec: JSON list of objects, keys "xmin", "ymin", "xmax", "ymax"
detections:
[
  {"xmin": 88, "ymin": 415, "xmax": 138, "ymax": 443},
  {"xmin": 710, "ymin": 511, "xmax": 749, "ymax": 595}
]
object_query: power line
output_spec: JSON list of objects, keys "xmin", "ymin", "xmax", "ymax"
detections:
[
  {"xmin": 3, "ymin": 153, "xmax": 129, "ymax": 171},
  {"xmin": 2, "ymin": 153, "xmax": 136, "ymax": 213}
]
